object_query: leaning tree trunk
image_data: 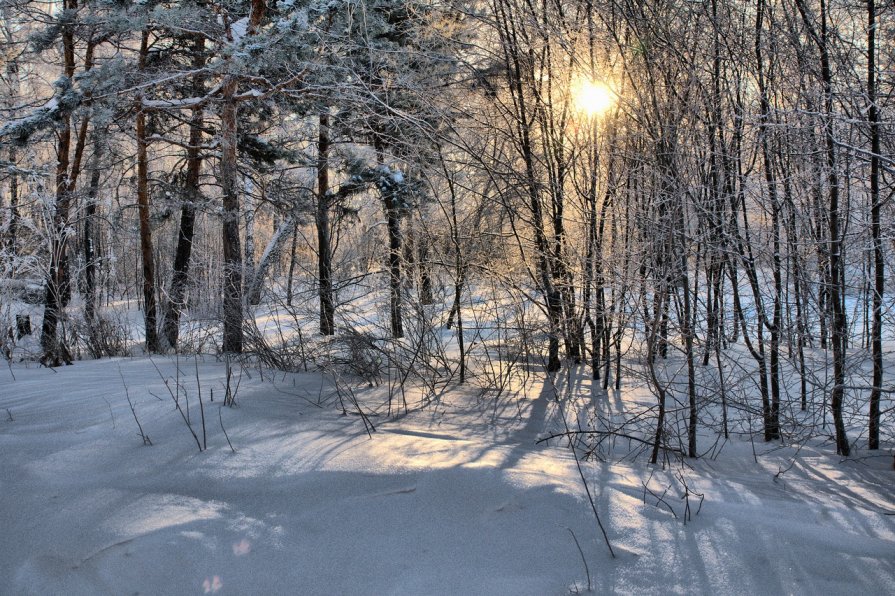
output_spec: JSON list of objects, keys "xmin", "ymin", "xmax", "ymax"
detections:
[{"xmin": 247, "ymin": 213, "xmax": 296, "ymax": 306}]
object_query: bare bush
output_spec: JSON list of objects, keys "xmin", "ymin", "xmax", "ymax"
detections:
[{"xmin": 77, "ymin": 312, "xmax": 131, "ymax": 359}]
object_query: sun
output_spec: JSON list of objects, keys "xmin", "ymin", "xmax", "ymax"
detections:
[{"xmin": 573, "ymin": 79, "xmax": 615, "ymax": 118}]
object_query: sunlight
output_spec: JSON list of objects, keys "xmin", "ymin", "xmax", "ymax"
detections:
[{"xmin": 572, "ymin": 78, "xmax": 615, "ymax": 118}]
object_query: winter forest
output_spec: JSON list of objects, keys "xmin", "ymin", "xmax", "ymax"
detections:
[{"xmin": 1, "ymin": 0, "xmax": 894, "ymax": 593}]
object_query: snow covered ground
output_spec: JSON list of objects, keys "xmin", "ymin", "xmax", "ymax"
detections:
[{"xmin": 1, "ymin": 355, "xmax": 893, "ymax": 595}]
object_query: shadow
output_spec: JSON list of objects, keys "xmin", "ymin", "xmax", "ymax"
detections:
[{"xmin": 4, "ymin": 356, "xmax": 894, "ymax": 596}]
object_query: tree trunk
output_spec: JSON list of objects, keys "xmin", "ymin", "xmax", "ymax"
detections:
[
  {"xmin": 136, "ymin": 31, "xmax": 159, "ymax": 353},
  {"xmin": 162, "ymin": 35, "xmax": 205, "ymax": 350},
  {"xmin": 583, "ymin": 147, "xmax": 600, "ymax": 379},
  {"xmin": 374, "ymin": 140, "xmax": 404, "ymax": 339},
  {"xmin": 215, "ymin": 0, "xmax": 267, "ymax": 352},
  {"xmin": 795, "ymin": 0, "xmax": 850, "ymax": 455},
  {"xmin": 40, "ymin": 0, "xmax": 77, "ymax": 365},
  {"xmin": 243, "ymin": 179, "xmax": 256, "ymax": 301},
  {"xmin": 494, "ymin": 1, "xmax": 561, "ymax": 371},
  {"xmin": 648, "ymin": 288, "xmax": 668, "ymax": 465},
  {"xmin": 443, "ymin": 160, "xmax": 466, "ymax": 383},
  {"xmin": 418, "ymin": 233, "xmax": 433, "ymax": 306},
  {"xmin": 384, "ymin": 191, "xmax": 404, "ymax": 339},
  {"xmin": 867, "ymin": 0, "xmax": 883, "ymax": 450},
  {"xmin": 0, "ymin": 0, "xmax": 18, "ymax": 262},
  {"xmin": 220, "ymin": 76, "xmax": 243, "ymax": 354},
  {"xmin": 247, "ymin": 214, "xmax": 296, "ymax": 306},
  {"xmin": 83, "ymin": 133, "xmax": 103, "ymax": 324},
  {"xmin": 316, "ymin": 112, "xmax": 335, "ymax": 335},
  {"xmin": 755, "ymin": 0, "xmax": 781, "ymax": 439},
  {"xmin": 286, "ymin": 220, "xmax": 298, "ymax": 307},
  {"xmin": 5, "ymin": 145, "xmax": 18, "ymax": 261}
]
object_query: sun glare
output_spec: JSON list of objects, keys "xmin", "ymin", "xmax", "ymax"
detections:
[{"xmin": 573, "ymin": 79, "xmax": 615, "ymax": 118}]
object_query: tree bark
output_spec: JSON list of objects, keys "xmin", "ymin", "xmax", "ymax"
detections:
[
  {"xmin": 40, "ymin": 0, "xmax": 78, "ymax": 365},
  {"xmin": 795, "ymin": 0, "xmax": 850, "ymax": 455},
  {"xmin": 373, "ymin": 140, "xmax": 404, "ymax": 339},
  {"xmin": 136, "ymin": 30, "xmax": 159, "ymax": 353},
  {"xmin": 755, "ymin": 0, "xmax": 781, "ymax": 439},
  {"xmin": 286, "ymin": 220, "xmax": 298, "ymax": 307},
  {"xmin": 243, "ymin": 179, "xmax": 256, "ymax": 301},
  {"xmin": 316, "ymin": 112, "xmax": 335, "ymax": 335},
  {"xmin": 162, "ymin": 35, "xmax": 205, "ymax": 350},
  {"xmin": 220, "ymin": 76, "xmax": 243, "ymax": 353},
  {"xmin": 5, "ymin": 145, "xmax": 18, "ymax": 260},
  {"xmin": 418, "ymin": 231, "xmax": 433, "ymax": 306},
  {"xmin": 83, "ymin": 133, "xmax": 103, "ymax": 324},
  {"xmin": 867, "ymin": 0, "xmax": 882, "ymax": 450},
  {"xmin": 247, "ymin": 213, "xmax": 295, "ymax": 306}
]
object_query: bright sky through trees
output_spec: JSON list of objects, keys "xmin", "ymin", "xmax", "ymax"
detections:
[{"xmin": 572, "ymin": 78, "xmax": 615, "ymax": 118}]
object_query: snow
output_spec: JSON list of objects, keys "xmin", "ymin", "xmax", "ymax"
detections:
[
  {"xmin": 1, "ymin": 352, "xmax": 893, "ymax": 595},
  {"xmin": 230, "ymin": 18, "xmax": 249, "ymax": 44},
  {"xmin": 0, "ymin": 97, "xmax": 60, "ymax": 139},
  {"xmin": 142, "ymin": 97, "xmax": 206, "ymax": 110},
  {"xmin": 236, "ymin": 88, "xmax": 264, "ymax": 100}
]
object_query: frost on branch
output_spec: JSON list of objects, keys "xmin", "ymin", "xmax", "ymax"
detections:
[{"xmin": 0, "ymin": 78, "xmax": 80, "ymax": 145}]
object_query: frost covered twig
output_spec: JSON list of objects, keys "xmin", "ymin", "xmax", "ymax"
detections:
[
  {"xmin": 150, "ymin": 358, "xmax": 202, "ymax": 451},
  {"xmin": 642, "ymin": 469, "xmax": 677, "ymax": 518},
  {"xmin": 676, "ymin": 471, "xmax": 704, "ymax": 524},
  {"xmin": 566, "ymin": 527, "xmax": 592, "ymax": 592},
  {"xmin": 119, "ymin": 367, "xmax": 151, "ymax": 446},
  {"xmin": 219, "ymin": 408, "xmax": 236, "ymax": 454}
]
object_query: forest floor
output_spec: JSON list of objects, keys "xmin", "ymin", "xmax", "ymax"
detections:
[{"xmin": 1, "ymin": 352, "xmax": 893, "ymax": 595}]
